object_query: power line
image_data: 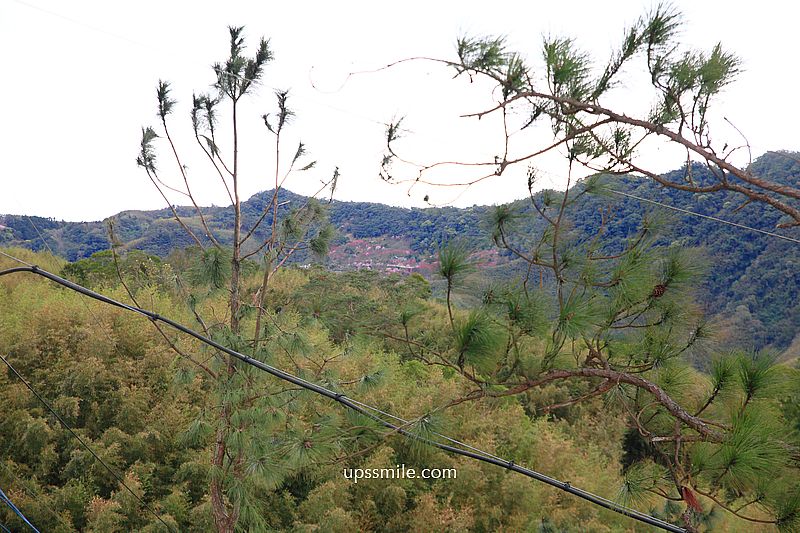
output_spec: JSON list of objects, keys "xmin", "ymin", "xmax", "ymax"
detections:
[
  {"xmin": 10, "ymin": 0, "xmax": 159, "ymax": 51},
  {"xmin": 345, "ymin": 396, "xmax": 510, "ymax": 464},
  {"xmin": 0, "ymin": 353, "xmax": 174, "ymax": 532},
  {"xmin": 531, "ymin": 166, "xmax": 800, "ymax": 246},
  {"xmin": 0, "ymin": 462, "xmax": 67, "ymax": 530},
  {"xmin": 0, "ymin": 486, "xmax": 39, "ymax": 532},
  {"xmin": 0, "ymin": 249, "xmax": 33, "ymax": 267},
  {"xmin": 211, "ymin": 66, "xmax": 413, "ymax": 133},
  {"xmin": 605, "ymin": 187, "xmax": 800, "ymax": 245},
  {"xmin": 23, "ymin": 217, "xmax": 55, "ymax": 255},
  {"xmin": 0, "ymin": 256, "xmax": 686, "ymax": 533}
]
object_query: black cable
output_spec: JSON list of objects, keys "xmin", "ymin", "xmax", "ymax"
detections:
[
  {"xmin": 0, "ymin": 353, "xmax": 174, "ymax": 532},
  {"xmin": 0, "ymin": 264, "xmax": 686, "ymax": 532}
]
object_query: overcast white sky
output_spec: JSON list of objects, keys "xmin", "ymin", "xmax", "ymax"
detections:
[{"xmin": 1, "ymin": 0, "xmax": 798, "ymax": 221}]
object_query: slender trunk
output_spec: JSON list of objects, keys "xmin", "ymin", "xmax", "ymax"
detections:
[
  {"xmin": 230, "ymin": 254, "xmax": 241, "ymax": 331},
  {"xmin": 212, "ymin": 98, "xmax": 241, "ymax": 533},
  {"xmin": 254, "ymin": 130, "xmax": 281, "ymax": 350},
  {"xmin": 552, "ymin": 163, "xmax": 571, "ymax": 309},
  {"xmin": 446, "ymin": 282, "xmax": 454, "ymax": 329},
  {"xmin": 252, "ymin": 255, "xmax": 272, "ymax": 351},
  {"xmin": 210, "ymin": 422, "xmax": 233, "ymax": 533},
  {"xmin": 269, "ymin": 131, "xmax": 281, "ymax": 251},
  {"xmin": 230, "ymin": 100, "xmax": 242, "ymax": 334}
]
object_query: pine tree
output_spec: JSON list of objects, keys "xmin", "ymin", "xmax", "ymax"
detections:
[
  {"xmin": 378, "ymin": 5, "xmax": 800, "ymax": 530},
  {"xmin": 382, "ymin": 3, "xmax": 800, "ymax": 229},
  {"xmin": 135, "ymin": 27, "xmax": 337, "ymax": 532},
  {"xmin": 390, "ymin": 183, "xmax": 800, "ymax": 531}
]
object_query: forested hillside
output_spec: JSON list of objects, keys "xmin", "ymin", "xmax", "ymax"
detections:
[
  {"xmin": 3, "ymin": 151, "xmax": 798, "ymax": 350},
  {"xmin": 0, "ymin": 250, "xmax": 672, "ymax": 531},
  {"xmin": 3, "ymin": 245, "xmax": 798, "ymax": 532},
  {"xmin": 3, "ymin": 156, "xmax": 799, "ymax": 531}
]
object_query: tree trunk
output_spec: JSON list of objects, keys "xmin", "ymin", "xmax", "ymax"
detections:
[
  {"xmin": 210, "ymin": 423, "xmax": 233, "ymax": 533},
  {"xmin": 212, "ymin": 98, "xmax": 242, "ymax": 533},
  {"xmin": 252, "ymin": 255, "xmax": 273, "ymax": 351}
]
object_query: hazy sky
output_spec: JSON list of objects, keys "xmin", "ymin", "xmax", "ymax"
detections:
[{"xmin": 2, "ymin": 0, "xmax": 798, "ymax": 221}]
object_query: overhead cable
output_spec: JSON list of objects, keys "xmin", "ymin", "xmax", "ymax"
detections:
[
  {"xmin": 605, "ymin": 187, "xmax": 800, "ymax": 245},
  {"xmin": 0, "ymin": 353, "xmax": 174, "ymax": 532},
  {"xmin": 0, "ymin": 462, "xmax": 67, "ymax": 529},
  {"xmin": 0, "ymin": 486, "xmax": 39, "ymax": 533}
]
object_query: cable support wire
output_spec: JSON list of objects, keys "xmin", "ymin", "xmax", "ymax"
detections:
[
  {"xmin": 0, "ymin": 249, "xmax": 33, "ymax": 267},
  {"xmin": 0, "ymin": 486, "xmax": 39, "ymax": 532},
  {"xmin": 0, "ymin": 353, "xmax": 174, "ymax": 532},
  {"xmin": 0, "ymin": 462, "xmax": 66, "ymax": 529},
  {"xmin": 528, "ymin": 165, "xmax": 800, "ymax": 246},
  {"xmin": 0, "ymin": 256, "xmax": 686, "ymax": 533},
  {"xmin": 605, "ymin": 188, "xmax": 800, "ymax": 245},
  {"xmin": 11, "ymin": 0, "xmax": 401, "ymax": 133}
]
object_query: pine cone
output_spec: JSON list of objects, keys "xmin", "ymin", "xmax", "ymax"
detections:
[{"xmin": 651, "ymin": 284, "xmax": 667, "ymax": 298}]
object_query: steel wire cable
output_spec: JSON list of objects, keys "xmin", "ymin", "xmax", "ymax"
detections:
[
  {"xmin": 0, "ymin": 486, "xmax": 40, "ymax": 532},
  {"xmin": 0, "ymin": 353, "xmax": 174, "ymax": 532},
  {"xmin": 605, "ymin": 188, "xmax": 800, "ymax": 245}
]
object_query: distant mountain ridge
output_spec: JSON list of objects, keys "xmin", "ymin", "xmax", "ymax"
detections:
[{"xmin": 2, "ymin": 151, "xmax": 799, "ymax": 349}]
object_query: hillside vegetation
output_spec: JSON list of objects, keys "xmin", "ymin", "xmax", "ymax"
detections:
[
  {"xmin": 0, "ymin": 249, "xmax": 676, "ymax": 532},
  {"xmin": 4, "ymin": 243, "xmax": 799, "ymax": 531},
  {"xmin": 3, "ymin": 152, "xmax": 798, "ymax": 351},
  {"xmin": 3, "ymin": 153, "xmax": 800, "ymax": 530}
]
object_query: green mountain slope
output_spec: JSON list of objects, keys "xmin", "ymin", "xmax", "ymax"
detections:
[{"xmin": 2, "ymin": 151, "xmax": 798, "ymax": 349}]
